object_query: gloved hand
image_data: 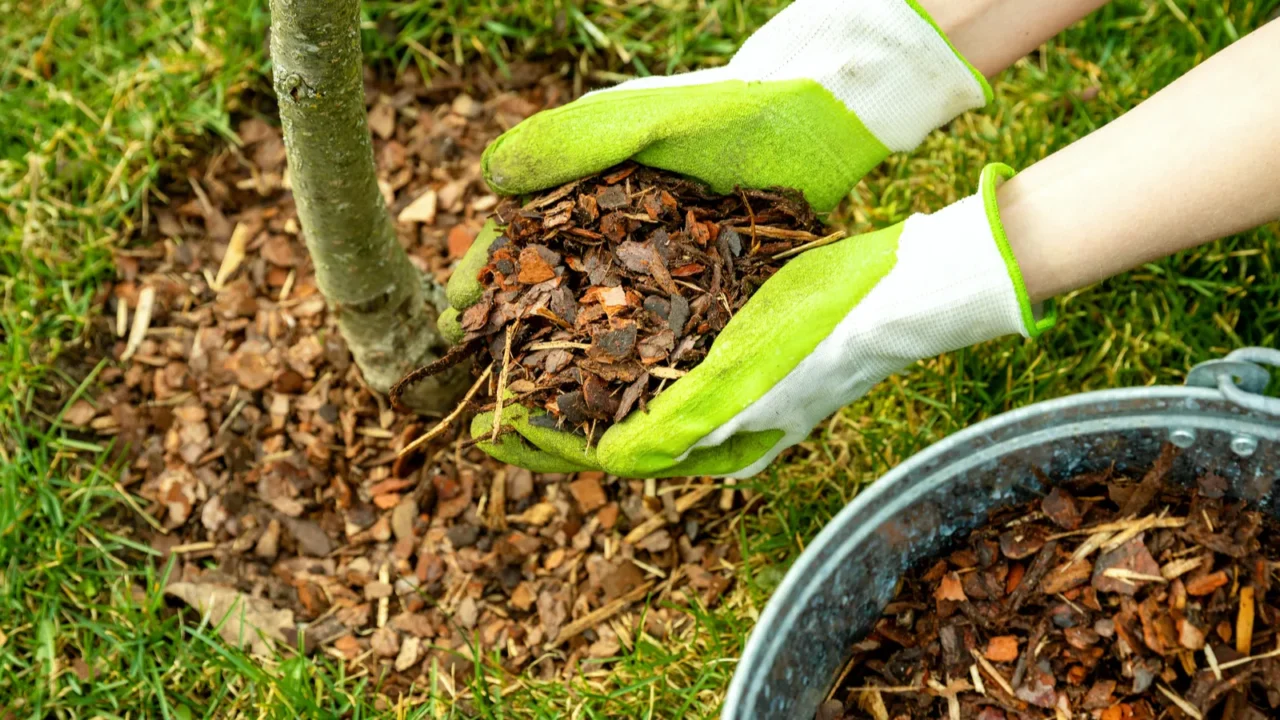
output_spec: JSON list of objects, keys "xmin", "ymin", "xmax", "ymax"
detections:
[
  {"xmin": 446, "ymin": 165, "xmax": 1054, "ymax": 477},
  {"xmin": 481, "ymin": 0, "xmax": 991, "ymax": 213}
]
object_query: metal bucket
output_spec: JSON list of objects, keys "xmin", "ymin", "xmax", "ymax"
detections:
[{"xmin": 723, "ymin": 348, "xmax": 1280, "ymax": 719}]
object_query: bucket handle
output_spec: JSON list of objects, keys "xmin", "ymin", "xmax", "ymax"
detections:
[{"xmin": 1186, "ymin": 347, "xmax": 1280, "ymax": 416}]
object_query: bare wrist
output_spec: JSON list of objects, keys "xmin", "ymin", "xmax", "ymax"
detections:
[{"xmin": 919, "ymin": 0, "xmax": 1113, "ymax": 76}]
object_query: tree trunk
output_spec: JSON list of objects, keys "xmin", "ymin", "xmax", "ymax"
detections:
[{"xmin": 268, "ymin": 0, "xmax": 462, "ymax": 412}]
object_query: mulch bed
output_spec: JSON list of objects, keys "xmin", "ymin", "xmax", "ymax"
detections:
[
  {"xmin": 422, "ymin": 164, "xmax": 827, "ymax": 435},
  {"xmin": 64, "ymin": 64, "xmax": 754, "ymax": 705},
  {"xmin": 820, "ymin": 447, "xmax": 1280, "ymax": 720}
]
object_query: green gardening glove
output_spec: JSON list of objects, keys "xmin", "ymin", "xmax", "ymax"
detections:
[
  {"xmin": 439, "ymin": 221, "xmax": 598, "ymax": 473},
  {"xmin": 461, "ymin": 165, "xmax": 1053, "ymax": 478},
  {"xmin": 482, "ymin": 0, "xmax": 991, "ymax": 213}
]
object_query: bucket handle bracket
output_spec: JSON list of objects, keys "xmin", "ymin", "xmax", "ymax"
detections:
[{"xmin": 1186, "ymin": 347, "xmax": 1280, "ymax": 416}]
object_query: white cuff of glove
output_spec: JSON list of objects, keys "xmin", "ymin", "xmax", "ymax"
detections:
[
  {"xmin": 601, "ymin": 0, "xmax": 991, "ymax": 152},
  {"xmin": 696, "ymin": 164, "xmax": 1052, "ymax": 478}
]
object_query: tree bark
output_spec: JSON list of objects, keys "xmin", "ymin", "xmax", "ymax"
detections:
[{"xmin": 268, "ymin": 0, "xmax": 462, "ymax": 412}]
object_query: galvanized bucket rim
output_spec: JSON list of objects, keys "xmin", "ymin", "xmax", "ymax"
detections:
[{"xmin": 722, "ymin": 381, "xmax": 1275, "ymax": 716}]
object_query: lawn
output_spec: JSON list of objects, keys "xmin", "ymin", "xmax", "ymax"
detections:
[{"xmin": 3, "ymin": 0, "xmax": 1279, "ymax": 717}]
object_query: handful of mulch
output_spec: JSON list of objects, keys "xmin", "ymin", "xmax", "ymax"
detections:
[
  {"xmin": 410, "ymin": 163, "xmax": 833, "ymax": 438},
  {"xmin": 820, "ymin": 447, "xmax": 1280, "ymax": 720}
]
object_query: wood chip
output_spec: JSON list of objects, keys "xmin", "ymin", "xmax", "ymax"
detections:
[
  {"xmin": 623, "ymin": 484, "xmax": 714, "ymax": 545},
  {"xmin": 1157, "ymin": 684, "xmax": 1203, "ymax": 720},
  {"xmin": 550, "ymin": 581, "xmax": 654, "ymax": 647},
  {"xmin": 398, "ymin": 188, "xmax": 438, "ymax": 224},
  {"xmin": 121, "ymin": 286, "xmax": 155, "ymax": 362},
  {"xmin": 969, "ymin": 648, "xmax": 1016, "ymax": 697},
  {"xmin": 213, "ymin": 222, "xmax": 250, "ymax": 290},
  {"xmin": 1236, "ymin": 585, "xmax": 1255, "ymax": 654}
]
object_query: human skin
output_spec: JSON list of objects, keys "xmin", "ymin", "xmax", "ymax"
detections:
[
  {"xmin": 997, "ymin": 20, "xmax": 1280, "ymax": 302},
  {"xmin": 924, "ymin": 0, "xmax": 1116, "ymax": 76}
]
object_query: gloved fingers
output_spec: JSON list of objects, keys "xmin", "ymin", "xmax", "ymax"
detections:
[
  {"xmin": 470, "ymin": 401, "xmax": 603, "ymax": 471},
  {"xmin": 590, "ymin": 226, "xmax": 903, "ymax": 476},
  {"xmin": 599, "ymin": 427, "xmax": 784, "ymax": 479},
  {"xmin": 481, "ymin": 89, "xmax": 660, "ymax": 198},
  {"xmin": 485, "ymin": 78, "xmax": 880, "ymax": 214},
  {"xmin": 473, "ymin": 425, "xmax": 595, "ymax": 474},
  {"xmin": 446, "ymin": 219, "xmax": 505, "ymax": 310},
  {"xmin": 438, "ymin": 307, "xmax": 464, "ymax": 345}
]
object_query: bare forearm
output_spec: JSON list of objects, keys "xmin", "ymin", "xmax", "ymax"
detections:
[
  {"xmin": 923, "ymin": 0, "xmax": 1113, "ymax": 76},
  {"xmin": 999, "ymin": 21, "xmax": 1280, "ymax": 303}
]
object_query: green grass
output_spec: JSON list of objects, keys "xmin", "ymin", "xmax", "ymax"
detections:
[{"xmin": 3, "ymin": 0, "xmax": 1279, "ymax": 716}]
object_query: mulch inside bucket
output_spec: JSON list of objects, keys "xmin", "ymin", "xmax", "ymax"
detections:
[{"xmin": 820, "ymin": 445, "xmax": 1280, "ymax": 720}]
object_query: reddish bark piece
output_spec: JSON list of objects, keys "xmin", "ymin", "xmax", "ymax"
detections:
[
  {"xmin": 1083, "ymin": 680, "xmax": 1117, "ymax": 709},
  {"xmin": 517, "ymin": 246, "xmax": 556, "ymax": 283},
  {"xmin": 1015, "ymin": 663, "xmax": 1059, "ymax": 708},
  {"xmin": 568, "ymin": 474, "xmax": 607, "ymax": 513},
  {"xmin": 822, "ymin": 453, "xmax": 1280, "ymax": 720},
  {"xmin": 596, "ymin": 503, "xmax": 619, "ymax": 530},
  {"xmin": 460, "ymin": 297, "xmax": 491, "ymax": 331},
  {"xmin": 601, "ymin": 561, "xmax": 646, "ymax": 602},
  {"xmin": 595, "ymin": 184, "xmax": 628, "ymax": 210},
  {"xmin": 985, "ymin": 635, "xmax": 1020, "ymax": 662},
  {"xmin": 1000, "ymin": 525, "xmax": 1049, "ymax": 559},
  {"xmin": 1092, "ymin": 535, "xmax": 1161, "ymax": 595},
  {"xmin": 1042, "ymin": 486, "xmax": 1083, "ymax": 529},
  {"xmin": 935, "ymin": 572, "xmax": 967, "ymax": 602},
  {"xmin": 1119, "ymin": 443, "xmax": 1177, "ymax": 516},
  {"xmin": 670, "ymin": 262, "xmax": 705, "ymax": 277},
  {"xmin": 510, "ymin": 582, "xmax": 537, "ymax": 612},
  {"xmin": 447, "ymin": 225, "xmax": 476, "ymax": 258},
  {"xmin": 1041, "ymin": 558, "xmax": 1094, "ymax": 595},
  {"xmin": 588, "ymin": 325, "xmax": 637, "ymax": 362},
  {"xmin": 1185, "ymin": 570, "xmax": 1229, "ymax": 596}
]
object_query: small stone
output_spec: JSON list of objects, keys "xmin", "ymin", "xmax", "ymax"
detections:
[{"xmin": 1015, "ymin": 662, "xmax": 1058, "ymax": 708}]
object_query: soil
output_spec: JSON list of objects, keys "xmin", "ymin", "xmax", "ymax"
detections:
[
  {"xmin": 62, "ymin": 64, "xmax": 751, "ymax": 705},
  {"xmin": 819, "ymin": 447, "xmax": 1280, "ymax": 720},
  {"xmin": 414, "ymin": 164, "xmax": 827, "ymax": 437}
]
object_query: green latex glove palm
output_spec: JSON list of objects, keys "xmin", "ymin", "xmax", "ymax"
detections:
[{"xmin": 482, "ymin": 0, "xmax": 990, "ymax": 213}]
